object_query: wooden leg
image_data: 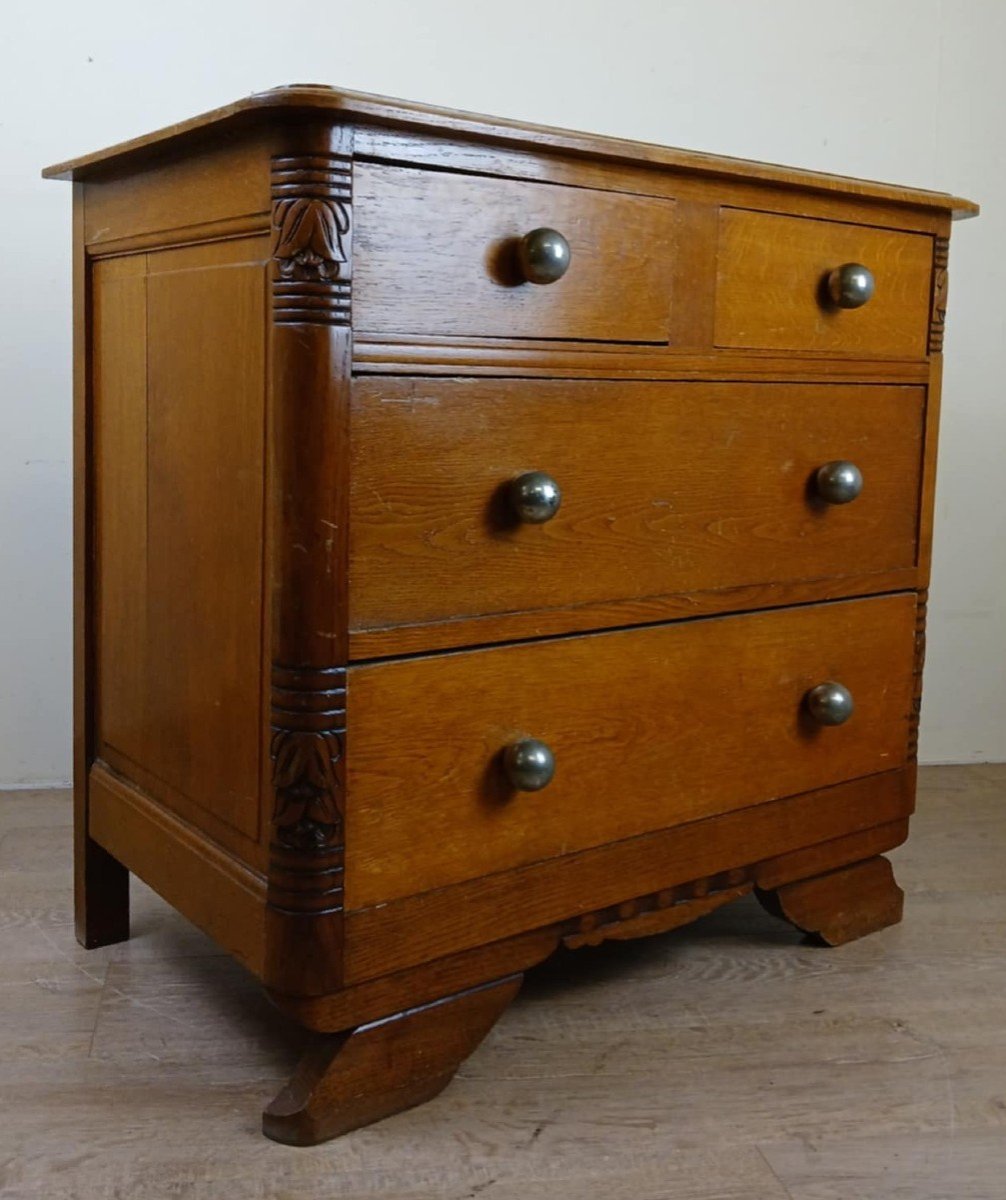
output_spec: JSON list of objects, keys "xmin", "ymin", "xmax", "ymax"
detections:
[
  {"xmin": 263, "ymin": 975, "xmax": 522, "ymax": 1145},
  {"xmin": 75, "ymin": 833, "xmax": 130, "ymax": 950},
  {"xmin": 756, "ymin": 855, "xmax": 904, "ymax": 947}
]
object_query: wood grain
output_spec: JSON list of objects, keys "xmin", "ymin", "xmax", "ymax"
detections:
[
  {"xmin": 263, "ymin": 976, "xmax": 522, "ymax": 1145},
  {"xmin": 344, "ymin": 767, "xmax": 915, "ymax": 982},
  {"xmin": 47, "ymin": 85, "xmax": 975, "ymax": 1144},
  {"xmin": 92, "ymin": 255, "xmax": 148, "ymax": 780},
  {"xmin": 43, "ymin": 85, "xmax": 979, "ymax": 222},
  {"xmin": 350, "ymin": 379, "xmax": 924, "ymax": 632},
  {"xmin": 346, "ymin": 595, "xmax": 916, "ymax": 907},
  {"xmin": 88, "ymin": 762, "xmax": 266, "ymax": 977},
  {"xmin": 758, "ymin": 855, "xmax": 905, "ymax": 945},
  {"xmin": 351, "ymin": 338, "xmax": 934, "ymax": 381},
  {"xmin": 81, "ymin": 129, "xmax": 272, "ymax": 248},
  {"xmin": 261, "ymin": 123, "xmax": 355, "ymax": 998},
  {"xmin": 353, "ymin": 164, "xmax": 676, "ymax": 341},
  {"xmin": 716, "ymin": 209, "xmax": 934, "ymax": 357}
]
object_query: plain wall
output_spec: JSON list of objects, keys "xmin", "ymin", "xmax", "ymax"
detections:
[{"xmin": 1, "ymin": 0, "xmax": 1001, "ymax": 784}]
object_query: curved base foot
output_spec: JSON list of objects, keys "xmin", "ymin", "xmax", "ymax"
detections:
[
  {"xmin": 756, "ymin": 855, "xmax": 904, "ymax": 946},
  {"xmin": 263, "ymin": 974, "xmax": 522, "ymax": 1145}
]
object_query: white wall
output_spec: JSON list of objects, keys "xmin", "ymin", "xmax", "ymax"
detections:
[{"xmin": 1, "ymin": 0, "xmax": 1001, "ymax": 783}]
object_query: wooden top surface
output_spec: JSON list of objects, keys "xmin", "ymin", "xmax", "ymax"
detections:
[{"xmin": 44, "ymin": 84, "xmax": 977, "ymax": 217}]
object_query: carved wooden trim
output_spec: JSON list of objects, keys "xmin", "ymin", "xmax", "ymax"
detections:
[
  {"xmin": 270, "ymin": 153, "xmax": 351, "ymax": 326},
  {"xmin": 265, "ymin": 123, "xmax": 353, "ymax": 996},
  {"xmin": 908, "ymin": 588, "xmax": 928, "ymax": 762},
  {"xmin": 270, "ymin": 663, "xmax": 346, "ymax": 864},
  {"xmin": 268, "ymin": 665, "xmax": 346, "ymax": 956},
  {"xmin": 928, "ymin": 236, "xmax": 949, "ymax": 354},
  {"xmin": 562, "ymin": 867, "xmax": 752, "ymax": 949}
]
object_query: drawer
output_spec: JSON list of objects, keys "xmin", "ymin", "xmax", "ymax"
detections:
[
  {"xmin": 715, "ymin": 209, "xmax": 934, "ymax": 357},
  {"xmin": 353, "ymin": 163, "xmax": 676, "ymax": 342},
  {"xmin": 345, "ymin": 593, "xmax": 917, "ymax": 907},
  {"xmin": 349, "ymin": 380, "xmax": 923, "ymax": 632}
]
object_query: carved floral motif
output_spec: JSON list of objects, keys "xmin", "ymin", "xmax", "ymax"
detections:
[
  {"xmin": 272, "ymin": 196, "xmax": 350, "ymax": 281},
  {"xmin": 270, "ymin": 726, "xmax": 344, "ymax": 851}
]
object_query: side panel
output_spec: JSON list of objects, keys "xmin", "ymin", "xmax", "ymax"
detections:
[{"xmin": 92, "ymin": 235, "xmax": 271, "ymax": 869}]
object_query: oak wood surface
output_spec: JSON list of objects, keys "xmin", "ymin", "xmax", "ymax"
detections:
[
  {"xmin": 354, "ymin": 164, "xmax": 676, "ymax": 341},
  {"xmin": 261, "ymin": 121, "xmax": 354, "ymax": 998},
  {"xmin": 42, "ymin": 86, "xmax": 979, "ymax": 222},
  {"xmin": 347, "ymin": 568, "xmax": 920, "ymax": 660},
  {"xmin": 81, "ymin": 128, "xmax": 272, "ymax": 248},
  {"xmin": 88, "ymin": 763, "xmax": 266, "ymax": 977},
  {"xmin": 48, "ymin": 85, "xmax": 974, "ymax": 1144},
  {"xmin": 352, "ymin": 339, "xmax": 934, "ymax": 380},
  {"xmin": 350, "ymin": 379, "xmax": 924, "ymax": 633},
  {"xmin": 343, "ymin": 767, "xmax": 914, "ymax": 981},
  {"xmin": 262, "ymin": 976, "xmax": 522, "ymax": 1145},
  {"xmin": 92, "ymin": 237, "xmax": 270, "ymax": 868},
  {"xmin": 355, "ymin": 127, "xmax": 963, "ymax": 235},
  {"xmin": 346, "ymin": 595, "xmax": 915, "ymax": 907},
  {"xmin": 273, "ymin": 813, "xmax": 911, "ymax": 1030},
  {"xmin": 715, "ymin": 209, "xmax": 934, "ymax": 356},
  {"xmin": 758, "ymin": 855, "xmax": 905, "ymax": 945}
]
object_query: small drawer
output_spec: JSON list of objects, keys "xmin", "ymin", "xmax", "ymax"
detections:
[
  {"xmin": 353, "ymin": 163, "xmax": 676, "ymax": 342},
  {"xmin": 345, "ymin": 593, "xmax": 917, "ymax": 907},
  {"xmin": 715, "ymin": 209, "xmax": 934, "ymax": 357},
  {"xmin": 349, "ymin": 379, "xmax": 923, "ymax": 633}
]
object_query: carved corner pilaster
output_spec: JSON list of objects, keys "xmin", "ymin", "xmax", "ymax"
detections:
[
  {"xmin": 270, "ymin": 152, "xmax": 352, "ymax": 326},
  {"xmin": 928, "ymin": 236, "xmax": 950, "ymax": 354},
  {"xmin": 265, "ymin": 125, "xmax": 353, "ymax": 996},
  {"xmin": 908, "ymin": 589, "xmax": 928, "ymax": 762}
]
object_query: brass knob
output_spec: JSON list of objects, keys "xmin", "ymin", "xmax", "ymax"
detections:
[
  {"xmin": 827, "ymin": 262, "xmax": 875, "ymax": 309},
  {"xmin": 805, "ymin": 682, "xmax": 855, "ymax": 726},
  {"xmin": 502, "ymin": 738, "xmax": 555, "ymax": 791},
  {"xmin": 508, "ymin": 471, "xmax": 562, "ymax": 523},
  {"xmin": 517, "ymin": 228, "xmax": 571, "ymax": 284},
  {"xmin": 815, "ymin": 460, "xmax": 863, "ymax": 505}
]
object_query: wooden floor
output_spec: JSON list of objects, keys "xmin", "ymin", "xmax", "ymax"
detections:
[{"xmin": 1, "ymin": 766, "xmax": 1004, "ymax": 1198}]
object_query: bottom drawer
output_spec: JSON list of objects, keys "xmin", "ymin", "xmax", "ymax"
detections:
[{"xmin": 345, "ymin": 593, "xmax": 917, "ymax": 908}]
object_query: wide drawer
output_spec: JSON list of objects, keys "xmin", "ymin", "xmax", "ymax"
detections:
[
  {"xmin": 345, "ymin": 593, "xmax": 917, "ymax": 908},
  {"xmin": 353, "ymin": 163, "xmax": 676, "ymax": 342},
  {"xmin": 715, "ymin": 209, "xmax": 934, "ymax": 357},
  {"xmin": 349, "ymin": 380, "xmax": 923, "ymax": 633}
]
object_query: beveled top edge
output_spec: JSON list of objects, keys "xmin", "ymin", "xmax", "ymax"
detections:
[{"xmin": 43, "ymin": 84, "xmax": 979, "ymax": 217}]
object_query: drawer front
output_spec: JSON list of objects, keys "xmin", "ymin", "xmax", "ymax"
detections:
[
  {"xmin": 353, "ymin": 164, "xmax": 676, "ymax": 342},
  {"xmin": 715, "ymin": 209, "xmax": 933, "ymax": 357},
  {"xmin": 345, "ymin": 594, "xmax": 917, "ymax": 908},
  {"xmin": 350, "ymin": 380, "xmax": 923, "ymax": 632}
]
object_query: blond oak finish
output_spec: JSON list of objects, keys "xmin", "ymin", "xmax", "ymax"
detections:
[
  {"xmin": 42, "ymin": 85, "xmax": 979, "ymax": 220},
  {"xmin": 353, "ymin": 164, "xmax": 676, "ymax": 341},
  {"xmin": 93, "ymin": 237, "xmax": 270, "ymax": 868},
  {"xmin": 48, "ymin": 86, "xmax": 974, "ymax": 1143},
  {"xmin": 350, "ymin": 379, "xmax": 924, "ymax": 632},
  {"xmin": 346, "ymin": 595, "xmax": 916, "ymax": 908},
  {"xmin": 715, "ymin": 209, "xmax": 934, "ymax": 357}
]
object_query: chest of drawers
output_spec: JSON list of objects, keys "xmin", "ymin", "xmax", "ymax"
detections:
[{"xmin": 45, "ymin": 86, "xmax": 977, "ymax": 1145}]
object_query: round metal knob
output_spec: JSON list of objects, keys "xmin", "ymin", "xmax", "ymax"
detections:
[
  {"xmin": 827, "ymin": 262, "xmax": 875, "ymax": 309},
  {"xmin": 517, "ymin": 228, "xmax": 571, "ymax": 284},
  {"xmin": 805, "ymin": 682, "xmax": 855, "ymax": 726},
  {"xmin": 508, "ymin": 471, "xmax": 562, "ymax": 523},
  {"xmin": 502, "ymin": 738, "xmax": 555, "ymax": 791},
  {"xmin": 815, "ymin": 460, "xmax": 863, "ymax": 505}
]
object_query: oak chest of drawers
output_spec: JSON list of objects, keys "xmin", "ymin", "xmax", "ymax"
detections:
[{"xmin": 45, "ymin": 86, "xmax": 977, "ymax": 1145}]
